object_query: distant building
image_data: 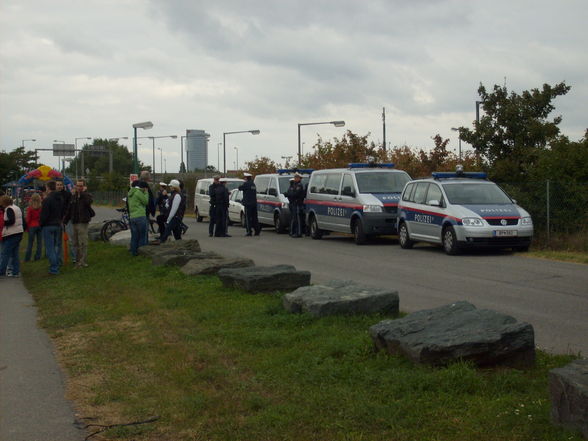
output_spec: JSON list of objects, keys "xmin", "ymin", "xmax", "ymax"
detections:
[{"xmin": 185, "ymin": 129, "xmax": 210, "ymax": 171}]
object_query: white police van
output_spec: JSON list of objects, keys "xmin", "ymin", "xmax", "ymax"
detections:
[
  {"xmin": 304, "ymin": 163, "xmax": 411, "ymax": 244},
  {"xmin": 194, "ymin": 177, "xmax": 243, "ymax": 222},
  {"xmin": 254, "ymin": 169, "xmax": 312, "ymax": 233},
  {"xmin": 397, "ymin": 167, "xmax": 534, "ymax": 254}
]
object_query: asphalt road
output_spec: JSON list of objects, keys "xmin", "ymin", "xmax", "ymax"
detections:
[{"xmin": 95, "ymin": 206, "xmax": 588, "ymax": 356}]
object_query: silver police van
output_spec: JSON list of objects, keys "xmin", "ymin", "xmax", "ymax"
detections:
[
  {"xmin": 397, "ymin": 168, "xmax": 534, "ymax": 254},
  {"xmin": 194, "ymin": 177, "xmax": 242, "ymax": 222},
  {"xmin": 254, "ymin": 169, "xmax": 312, "ymax": 233},
  {"xmin": 304, "ymin": 163, "xmax": 411, "ymax": 244}
]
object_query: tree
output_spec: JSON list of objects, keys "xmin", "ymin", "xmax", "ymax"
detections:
[
  {"xmin": 0, "ymin": 147, "xmax": 38, "ymax": 184},
  {"xmin": 459, "ymin": 82, "xmax": 571, "ymax": 181},
  {"xmin": 65, "ymin": 139, "xmax": 141, "ymax": 177},
  {"xmin": 244, "ymin": 156, "xmax": 280, "ymax": 175}
]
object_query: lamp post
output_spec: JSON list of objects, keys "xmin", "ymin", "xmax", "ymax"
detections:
[
  {"xmin": 132, "ymin": 121, "xmax": 154, "ymax": 174},
  {"xmin": 475, "ymin": 100, "xmax": 485, "ymax": 124},
  {"xmin": 234, "ymin": 146, "xmax": 239, "ymax": 171},
  {"xmin": 75, "ymin": 137, "xmax": 92, "ymax": 179},
  {"xmin": 222, "ymin": 130, "xmax": 260, "ymax": 174},
  {"xmin": 297, "ymin": 120, "xmax": 345, "ymax": 164},
  {"xmin": 281, "ymin": 155, "xmax": 292, "ymax": 167},
  {"xmin": 217, "ymin": 143, "xmax": 222, "ymax": 172},
  {"xmin": 148, "ymin": 135, "xmax": 177, "ymax": 176},
  {"xmin": 21, "ymin": 138, "xmax": 36, "ymax": 148},
  {"xmin": 157, "ymin": 147, "xmax": 163, "ymax": 175},
  {"xmin": 451, "ymin": 127, "xmax": 462, "ymax": 161},
  {"xmin": 53, "ymin": 140, "xmax": 65, "ymax": 172}
]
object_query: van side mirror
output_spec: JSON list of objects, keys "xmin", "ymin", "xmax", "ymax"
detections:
[
  {"xmin": 268, "ymin": 188, "xmax": 278, "ymax": 197},
  {"xmin": 342, "ymin": 186, "xmax": 355, "ymax": 197},
  {"xmin": 428, "ymin": 199, "xmax": 441, "ymax": 207}
]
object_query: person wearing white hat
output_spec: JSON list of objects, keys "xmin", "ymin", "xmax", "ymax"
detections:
[
  {"xmin": 160, "ymin": 179, "xmax": 186, "ymax": 242},
  {"xmin": 238, "ymin": 172, "xmax": 261, "ymax": 236},
  {"xmin": 285, "ymin": 172, "xmax": 306, "ymax": 237}
]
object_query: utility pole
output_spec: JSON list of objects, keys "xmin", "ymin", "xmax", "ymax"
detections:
[{"xmin": 382, "ymin": 107, "xmax": 386, "ymax": 152}]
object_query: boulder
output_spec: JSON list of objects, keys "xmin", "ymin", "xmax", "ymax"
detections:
[
  {"xmin": 369, "ymin": 301, "xmax": 535, "ymax": 368},
  {"xmin": 218, "ymin": 265, "xmax": 311, "ymax": 293},
  {"xmin": 180, "ymin": 257, "xmax": 255, "ymax": 276},
  {"xmin": 152, "ymin": 251, "xmax": 222, "ymax": 267},
  {"xmin": 283, "ymin": 280, "xmax": 399, "ymax": 317},
  {"xmin": 108, "ymin": 230, "xmax": 132, "ymax": 246},
  {"xmin": 550, "ymin": 359, "xmax": 588, "ymax": 438}
]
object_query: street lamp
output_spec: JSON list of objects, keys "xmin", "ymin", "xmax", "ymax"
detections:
[
  {"xmin": 234, "ymin": 146, "xmax": 239, "ymax": 171},
  {"xmin": 157, "ymin": 147, "xmax": 162, "ymax": 175},
  {"xmin": 451, "ymin": 127, "xmax": 462, "ymax": 161},
  {"xmin": 217, "ymin": 143, "xmax": 222, "ymax": 172},
  {"xmin": 21, "ymin": 139, "xmax": 36, "ymax": 148},
  {"xmin": 132, "ymin": 121, "xmax": 154, "ymax": 174},
  {"xmin": 148, "ymin": 135, "xmax": 177, "ymax": 175},
  {"xmin": 475, "ymin": 100, "xmax": 485, "ymax": 124},
  {"xmin": 75, "ymin": 137, "xmax": 92, "ymax": 179},
  {"xmin": 222, "ymin": 130, "xmax": 260, "ymax": 174},
  {"xmin": 297, "ymin": 120, "xmax": 345, "ymax": 163},
  {"xmin": 53, "ymin": 140, "xmax": 65, "ymax": 172}
]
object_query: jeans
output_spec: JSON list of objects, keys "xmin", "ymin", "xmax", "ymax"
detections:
[
  {"xmin": 25, "ymin": 226, "xmax": 43, "ymax": 261},
  {"xmin": 0, "ymin": 234, "xmax": 22, "ymax": 276},
  {"xmin": 160, "ymin": 217, "xmax": 182, "ymax": 243},
  {"xmin": 130, "ymin": 216, "xmax": 147, "ymax": 256},
  {"xmin": 42, "ymin": 225, "xmax": 61, "ymax": 274}
]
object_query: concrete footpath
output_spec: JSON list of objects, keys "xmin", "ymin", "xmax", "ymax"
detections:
[{"xmin": 0, "ymin": 277, "xmax": 84, "ymax": 441}]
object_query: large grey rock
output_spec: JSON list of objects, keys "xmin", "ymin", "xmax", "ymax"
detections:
[
  {"xmin": 152, "ymin": 251, "xmax": 221, "ymax": 267},
  {"xmin": 550, "ymin": 359, "xmax": 588, "ymax": 438},
  {"xmin": 218, "ymin": 265, "xmax": 311, "ymax": 293},
  {"xmin": 139, "ymin": 240, "xmax": 201, "ymax": 258},
  {"xmin": 108, "ymin": 230, "xmax": 132, "ymax": 246},
  {"xmin": 283, "ymin": 280, "xmax": 399, "ymax": 317},
  {"xmin": 369, "ymin": 301, "xmax": 535, "ymax": 368},
  {"xmin": 180, "ymin": 257, "xmax": 255, "ymax": 276}
]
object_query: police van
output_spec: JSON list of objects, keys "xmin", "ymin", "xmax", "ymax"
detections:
[
  {"xmin": 193, "ymin": 177, "xmax": 243, "ymax": 222},
  {"xmin": 254, "ymin": 169, "xmax": 313, "ymax": 233},
  {"xmin": 304, "ymin": 163, "xmax": 411, "ymax": 244},
  {"xmin": 397, "ymin": 167, "xmax": 533, "ymax": 254}
]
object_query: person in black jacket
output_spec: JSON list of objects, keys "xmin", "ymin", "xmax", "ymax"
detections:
[
  {"xmin": 63, "ymin": 179, "xmax": 94, "ymax": 268},
  {"xmin": 40, "ymin": 181, "xmax": 64, "ymax": 275},
  {"xmin": 55, "ymin": 179, "xmax": 74, "ymax": 263},
  {"xmin": 155, "ymin": 182, "xmax": 169, "ymax": 239},
  {"xmin": 208, "ymin": 176, "xmax": 220, "ymax": 237},
  {"xmin": 238, "ymin": 173, "xmax": 260, "ymax": 236},
  {"xmin": 160, "ymin": 179, "xmax": 186, "ymax": 242},
  {"xmin": 214, "ymin": 179, "xmax": 230, "ymax": 237},
  {"xmin": 286, "ymin": 173, "xmax": 306, "ymax": 238}
]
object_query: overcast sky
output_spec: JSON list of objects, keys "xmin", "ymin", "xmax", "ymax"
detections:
[{"xmin": 1, "ymin": 0, "xmax": 586, "ymax": 173}]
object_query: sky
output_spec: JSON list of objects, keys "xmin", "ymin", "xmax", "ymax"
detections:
[{"xmin": 1, "ymin": 0, "xmax": 586, "ymax": 174}]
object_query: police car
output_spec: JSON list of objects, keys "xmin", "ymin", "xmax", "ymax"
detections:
[
  {"xmin": 397, "ymin": 167, "xmax": 533, "ymax": 254},
  {"xmin": 193, "ymin": 177, "xmax": 242, "ymax": 222},
  {"xmin": 254, "ymin": 169, "xmax": 313, "ymax": 233},
  {"xmin": 304, "ymin": 162, "xmax": 411, "ymax": 244}
]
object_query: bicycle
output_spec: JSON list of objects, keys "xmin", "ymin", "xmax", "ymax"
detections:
[{"xmin": 100, "ymin": 206, "xmax": 157, "ymax": 242}]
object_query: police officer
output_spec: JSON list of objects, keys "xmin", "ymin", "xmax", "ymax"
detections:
[
  {"xmin": 238, "ymin": 172, "xmax": 261, "ymax": 236},
  {"xmin": 214, "ymin": 178, "xmax": 231, "ymax": 237},
  {"xmin": 208, "ymin": 176, "xmax": 220, "ymax": 237},
  {"xmin": 286, "ymin": 172, "xmax": 306, "ymax": 238}
]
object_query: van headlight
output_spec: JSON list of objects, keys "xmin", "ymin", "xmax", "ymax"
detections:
[
  {"xmin": 462, "ymin": 217, "xmax": 484, "ymax": 227},
  {"xmin": 521, "ymin": 217, "xmax": 533, "ymax": 225},
  {"xmin": 281, "ymin": 202, "xmax": 289, "ymax": 208},
  {"xmin": 363, "ymin": 205, "xmax": 382, "ymax": 213}
]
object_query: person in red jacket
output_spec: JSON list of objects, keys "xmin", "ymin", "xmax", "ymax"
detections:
[{"xmin": 25, "ymin": 192, "xmax": 43, "ymax": 261}]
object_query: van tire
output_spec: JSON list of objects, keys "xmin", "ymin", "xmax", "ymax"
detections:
[
  {"xmin": 442, "ymin": 226, "xmax": 460, "ymax": 255},
  {"xmin": 399, "ymin": 222, "xmax": 414, "ymax": 249},
  {"xmin": 195, "ymin": 207, "xmax": 203, "ymax": 222},
  {"xmin": 309, "ymin": 215, "xmax": 323, "ymax": 240},
  {"xmin": 353, "ymin": 219, "xmax": 367, "ymax": 245},
  {"xmin": 274, "ymin": 213, "xmax": 287, "ymax": 234}
]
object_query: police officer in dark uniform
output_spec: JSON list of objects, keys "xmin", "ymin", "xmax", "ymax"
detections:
[
  {"xmin": 238, "ymin": 172, "xmax": 260, "ymax": 236},
  {"xmin": 286, "ymin": 172, "xmax": 306, "ymax": 238},
  {"xmin": 208, "ymin": 176, "xmax": 220, "ymax": 237},
  {"xmin": 214, "ymin": 179, "xmax": 231, "ymax": 237}
]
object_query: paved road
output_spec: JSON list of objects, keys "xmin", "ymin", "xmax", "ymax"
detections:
[{"xmin": 95, "ymin": 206, "xmax": 588, "ymax": 356}]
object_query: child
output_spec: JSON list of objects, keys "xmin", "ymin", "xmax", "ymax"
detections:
[{"xmin": 25, "ymin": 193, "xmax": 43, "ymax": 261}]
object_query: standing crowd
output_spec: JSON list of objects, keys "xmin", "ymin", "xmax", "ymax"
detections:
[{"xmin": 0, "ymin": 178, "xmax": 95, "ymax": 277}]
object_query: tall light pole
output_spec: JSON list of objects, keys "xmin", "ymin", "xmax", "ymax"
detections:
[
  {"xmin": 234, "ymin": 146, "xmax": 239, "ymax": 171},
  {"xmin": 157, "ymin": 147, "xmax": 162, "ymax": 175},
  {"xmin": 75, "ymin": 137, "xmax": 92, "ymax": 179},
  {"xmin": 132, "ymin": 121, "xmax": 153, "ymax": 174},
  {"xmin": 148, "ymin": 135, "xmax": 177, "ymax": 176},
  {"xmin": 21, "ymin": 138, "xmax": 36, "ymax": 148},
  {"xmin": 53, "ymin": 140, "xmax": 65, "ymax": 172},
  {"xmin": 222, "ymin": 130, "xmax": 260, "ymax": 174},
  {"xmin": 451, "ymin": 127, "xmax": 462, "ymax": 161},
  {"xmin": 297, "ymin": 120, "xmax": 345, "ymax": 164},
  {"xmin": 217, "ymin": 143, "xmax": 222, "ymax": 172},
  {"xmin": 475, "ymin": 100, "xmax": 485, "ymax": 124}
]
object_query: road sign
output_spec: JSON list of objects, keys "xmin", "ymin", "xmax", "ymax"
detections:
[
  {"xmin": 87, "ymin": 145, "xmax": 107, "ymax": 156},
  {"xmin": 52, "ymin": 143, "xmax": 75, "ymax": 156}
]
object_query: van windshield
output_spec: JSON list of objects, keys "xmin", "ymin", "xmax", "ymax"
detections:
[
  {"xmin": 225, "ymin": 181, "xmax": 241, "ymax": 192},
  {"xmin": 279, "ymin": 176, "xmax": 310, "ymax": 193},
  {"xmin": 442, "ymin": 183, "xmax": 513, "ymax": 205},
  {"xmin": 355, "ymin": 172, "xmax": 410, "ymax": 194}
]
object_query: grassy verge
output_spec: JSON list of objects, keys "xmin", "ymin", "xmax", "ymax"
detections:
[
  {"xmin": 527, "ymin": 250, "xmax": 588, "ymax": 265},
  {"xmin": 23, "ymin": 243, "xmax": 583, "ymax": 441}
]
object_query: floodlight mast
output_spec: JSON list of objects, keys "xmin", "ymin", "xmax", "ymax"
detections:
[{"xmin": 132, "ymin": 121, "xmax": 153, "ymax": 174}]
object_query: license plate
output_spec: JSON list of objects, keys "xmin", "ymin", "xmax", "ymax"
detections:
[{"xmin": 494, "ymin": 230, "xmax": 518, "ymax": 237}]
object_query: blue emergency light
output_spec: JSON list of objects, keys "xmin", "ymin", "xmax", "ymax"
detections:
[
  {"xmin": 348, "ymin": 163, "xmax": 395, "ymax": 169},
  {"xmin": 276, "ymin": 168, "xmax": 314, "ymax": 175},
  {"xmin": 432, "ymin": 172, "xmax": 487, "ymax": 179}
]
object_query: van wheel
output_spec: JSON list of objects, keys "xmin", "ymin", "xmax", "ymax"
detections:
[
  {"xmin": 442, "ymin": 226, "xmax": 460, "ymax": 255},
  {"xmin": 195, "ymin": 207, "xmax": 203, "ymax": 223},
  {"xmin": 353, "ymin": 219, "xmax": 367, "ymax": 245},
  {"xmin": 309, "ymin": 215, "xmax": 323, "ymax": 240},
  {"xmin": 513, "ymin": 245, "xmax": 530, "ymax": 252},
  {"xmin": 399, "ymin": 222, "xmax": 414, "ymax": 249},
  {"xmin": 274, "ymin": 213, "xmax": 287, "ymax": 234}
]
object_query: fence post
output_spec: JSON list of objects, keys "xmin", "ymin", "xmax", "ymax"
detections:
[{"xmin": 546, "ymin": 179, "xmax": 550, "ymax": 245}]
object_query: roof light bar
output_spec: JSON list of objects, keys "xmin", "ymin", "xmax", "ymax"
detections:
[
  {"xmin": 432, "ymin": 172, "xmax": 487, "ymax": 179},
  {"xmin": 348, "ymin": 163, "xmax": 395, "ymax": 169},
  {"xmin": 276, "ymin": 168, "xmax": 314, "ymax": 175}
]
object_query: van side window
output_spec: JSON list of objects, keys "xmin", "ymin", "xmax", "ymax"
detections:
[
  {"xmin": 413, "ymin": 183, "xmax": 429, "ymax": 204},
  {"xmin": 341, "ymin": 174, "xmax": 355, "ymax": 197},
  {"xmin": 268, "ymin": 178, "xmax": 278, "ymax": 196},
  {"xmin": 324, "ymin": 173, "xmax": 342, "ymax": 195},
  {"xmin": 255, "ymin": 177, "xmax": 269, "ymax": 195},
  {"xmin": 402, "ymin": 183, "xmax": 414, "ymax": 201},
  {"xmin": 310, "ymin": 174, "xmax": 327, "ymax": 194},
  {"xmin": 426, "ymin": 184, "xmax": 442, "ymax": 205}
]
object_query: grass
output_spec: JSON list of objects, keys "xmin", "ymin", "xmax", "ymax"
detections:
[
  {"xmin": 527, "ymin": 250, "xmax": 588, "ymax": 265},
  {"xmin": 22, "ymin": 242, "xmax": 584, "ymax": 441}
]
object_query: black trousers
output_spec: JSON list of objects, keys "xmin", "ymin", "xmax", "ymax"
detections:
[
  {"xmin": 209, "ymin": 205, "xmax": 216, "ymax": 236},
  {"xmin": 161, "ymin": 217, "xmax": 182, "ymax": 242},
  {"xmin": 290, "ymin": 204, "xmax": 304, "ymax": 236},
  {"xmin": 214, "ymin": 205, "xmax": 228, "ymax": 236},
  {"xmin": 156, "ymin": 214, "xmax": 167, "ymax": 237},
  {"xmin": 244, "ymin": 204, "xmax": 260, "ymax": 234}
]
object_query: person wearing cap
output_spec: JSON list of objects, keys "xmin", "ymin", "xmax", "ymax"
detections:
[
  {"xmin": 285, "ymin": 172, "xmax": 306, "ymax": 237},
  {"xmin": 208, "ymin": 175, "xmax": 221, "ymax": 237},
  {"xmin": 238, "ymin": 172, "xmax": 260, "ymax": 236},
  {"xmin": 213, "ymin": 178, "xmax": 231, "ymax": 237},
  {"xmin": 160, "ymin": 179, "xmax": 186, "ymax": 243},
  {"xmin": 131, "ymin": 170, "xmax": 156, "ymax": 244},
  {"xmin": 155, "ymin": 182, "xmax": 169, "ymax": 239}
]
